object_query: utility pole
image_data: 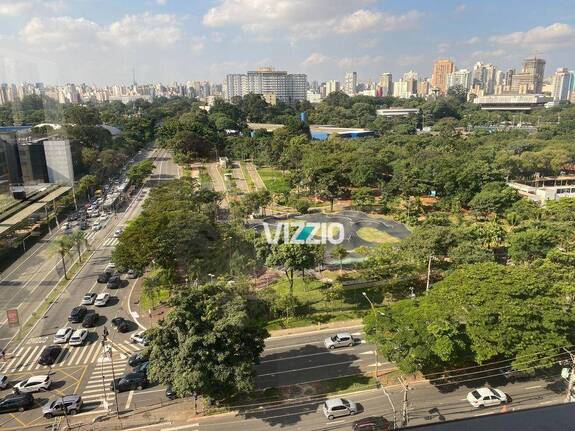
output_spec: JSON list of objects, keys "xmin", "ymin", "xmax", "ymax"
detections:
[
  {"xmin": 381, "ymin": 385, "xmax": 397, "ymax": 429},
  {"xmin": 102, "ymin": 327, "xmax": 120, "ymax": 417},
  {"xmin": 362, "ymin": 292, "xmax": 380, "ymax": 384},
  {"xmin": 425, "ymin": 255, "xmax": 433, "ymax": 294},
  {"xmin": 399, "ymin": 376, "xmax": 411, "ymax": 427},
  {"xmin": 563, "ymin": 347, "xmax": 575, "ymax": 402}
]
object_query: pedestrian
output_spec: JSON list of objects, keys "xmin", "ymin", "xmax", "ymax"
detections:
[{"xmin": 0, "ymin": 348, "xmax": 5, "ymax": 362}]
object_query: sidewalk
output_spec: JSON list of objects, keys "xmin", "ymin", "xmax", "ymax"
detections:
[{"xmin": 268, "ymin": 318, "xmax": 363, "ymax": 338}]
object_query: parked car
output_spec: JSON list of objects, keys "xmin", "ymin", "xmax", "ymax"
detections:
[
  {"xmin": 322, "ymin": 398, "xmax": 358, "ymax": 420},
  {"xmin": 130, "ymin": 331, "xmax": 148, "ymax": 346},
  {"xmin": 82, "ymin": 311, "xmax": 99, "ymax": 328},
  {"xmin": 92, "ymin": 221, "xmax": 101, "ymax": 231},
  {"xmin": 165, "ymin": 385, "xmax": 177, "ymax": 400},
  {"xmin": 467, "ymin": 387, "xmax": 508, "ymax": 408},
  {"xmin": 53, "ymin": 327, "xmax": 73, "ymax": 344},
  {"xmin": 38, "ymin": 345, "xmax": 62, "ymax": 366},
  {"xmin": 352, "ymin": 416, "xmax": 391, "ymax": 431},
  {"xmin": 13, "ymin": 375, "xmax": 51, "ymax": 393},
  {"xmin": 81, "ymin": 292, "xmax": 97, "ymax": 305},
  {"xmin": 132, "ymin": 361, "xmax": 149, "ymax": 376},
  {"xmin": 68, "ymin": 306, "xmax": 87, "ymax": 323},
  {"xmin": 42, "ymin": 395, "xmax": 83, "ymax": 419},
  {"xmin": 114, "ymin": 228, "xmax": 123, "ymax": 238},
  {"xmin": 0, "ymin": 393, "xmax": 34, "ymax": 413},
  {"xmin": 110, "ymin": 373, "xmax": 148, "ymax": 392},
  {"xmin": 127, "ymin": 269, "xmax": 140, "ymax": 279},
  {"xmin": 79, "ymin": 220, "xmax": 88, "ymax": 230},
  {"xmin": 69, "ymin": 329, "xmax": 89, "ymax": 346},
  {"xmin": 112, "ymin": 317, "xmax": 129, "ymax": 333},
  {"xmin": 128, "ymin": 352, "xmax": 147, "ymax": 367},
  {"xmin": 324, "ymin": 332, "xmax": 354, "ymax": 350},
  {"xmin": 99, "ymin": 213, "xmax": 108, "ymax": 222},
  {"xmin": 106, "ymin": 275, "xmax": 121, "ymax": 289},
  {"xmin": 0, "ymin": 374, "xmax": 8, "ymax": 390},
  {"xmin": 94, "ymin": 293, "xmax": 110, "ymax": 307}
]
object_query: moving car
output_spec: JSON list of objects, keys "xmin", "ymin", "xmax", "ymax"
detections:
[
  {"xmin": 13, "ymin": 375, "xmax": 51, "ymax": 393},
  {"xmin": 132, "ymin": 361, "xmax": 149, "ymax": 376},
  {"xmin": 106, "ymin": 274, "xmax": 121, "ymax": 289},
  {"xmin": 81, "ymin": 292, "xmax": 97, "ymax": 305},
  {"xmin": 130, "ymin": 331, "xmax": 148, "ymax": 346},
  {"xmin": 82, "ymin": 311, "xmax": 99, "ymax": 328},
  {"xmin": 128, "ymin": 353, "xmax": 147, "ymax": 367},
  {"xmin": 79, "ymin": 220, "xmax": 88, "ymax": 230},
  {"xmin": 94, "ymin": 292, "xmax": 110, "ymax": 307},
  {"xmin": 38, "ymin": 345, "xmax": 62, "ymax": 366},
  {"xmin": 114, "ymin": 228, "xmax": 123, "ymax": 237},
  {"xmin": 97, "ymin": 270, "xmax": 112, "ymax": 283},
  {"xmin": 352, "ymin": 416, "xmax": 391, "ymax": 431},
  {"xmin": 99, "ymin": 213, "xmax": 108, "ymax": 221},
  {"xmin": 68, "ymin": 306, "xmax": 87, "ymax": 323},
  {"xmin": 92, "ymin": 221, "xmax": 101, "ymax": 231},
  {"xmin": 69, "ymin": 329, "xmax": 89, "ymax": 346},
  {"xmin": 127, "ymin": 269, "xmax": 140, "ymax": 279},
  {"xmin": 322, "ymin": 398, "xmax": 358, "ymax": 420},
  {"xmin": 53, "ymin": 327, "xmax": 73, "ymax": 344},
  {"xmin": 112, "ymin": 317, "xmax": 129, "ymax": 333},
  {"xmin": 110, "ymin": 373, "xmax": 148, "ymax": 392},
  {"xmin": 42, "ymin": 395, "xmax": 83, "ymax": 419},
  {"xmin": 0, "ymin": 393, "xmax": 34, "ymax": 413},
  {"xmin": 324, "ymin": 332, "xmax": 354, "ymax": 350},
  {"xmin": 466, "ymin": 387, "xmax": 508, "ymax": 408},
  {"xmin": 165, "ymin": 385, "xmax": 177, "ymax": 400}
]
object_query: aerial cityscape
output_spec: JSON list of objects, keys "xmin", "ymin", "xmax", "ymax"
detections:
[{"xmin": 0, "ymin": 1, "xmax": 574, "ymax": 431}]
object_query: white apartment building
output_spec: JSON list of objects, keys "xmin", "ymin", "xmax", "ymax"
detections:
[
  {"xmin": 447, "ymin": 69, "xmax": 471, "ymax": 89},
  {"xmin": 224, "ymin": 68, "xmax": 307, "ymax": 104},
  {"xmin": 552, "ymin": 68, "xmax": 574, "ymax": 101},
  {"xmin": 325, "ymin": 80, "xmax": 340, "ymax": 96},
  {"xmin": 43, "ymin": 140, "xmax": 74, "ymax": 185},
  {"xmin": 343, "ymin": 72, "xmax": 357, "ymax": 96}
]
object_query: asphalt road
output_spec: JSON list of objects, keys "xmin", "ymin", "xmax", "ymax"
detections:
[{"xmin": 0, "ymin": 147, "xmax": 181, "ymax": 430}]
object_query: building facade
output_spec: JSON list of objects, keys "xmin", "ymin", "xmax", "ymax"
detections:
[
  {"xmin": 431, "ymin": 59, "xmax": 455, "ymax": 94},
  {"xmin": 552, "ymin": 68, "xmax": 574, "ymax": 101},
  {"xmin": 343, "ymin": 72, "xmax": 357, "ymax": 96},
  {"xmin": 325, "ymin": 80, "xmax": 340, "ymax": 96},
  {"xmin": 378, "ymin": 73, "xmax": 393, "ymax": 96},
  {"xmin": 224, "ymin": 68, "xmax": 308, "ymax": 104},
  {"xmin": 43, "ymin": 140, "xmax": 74, "ymax": 185},
  {"xmin": 448, "ymin": 69, "xmax": 471, "ymax": 89}
]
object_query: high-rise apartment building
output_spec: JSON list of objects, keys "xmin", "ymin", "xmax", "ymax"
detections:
[
  {"xmin": 552, "ymin": 68, "xmax": 574, "ymax": 101},
  {"xmin": 378, "ymin": 73, "xmax": 393, "ymax": 97},
  {"xmin": 403, "ymin": 71, "xmax": 418, "ymax": 97},
  {"xmin": 325, "ymin": 80, "xmax": 340, "ymax": 96},
  {"xmin": 343, "ymin": 72, "xmax": 357, "ymax": 96},
  {"xmin": 447, "ymin": 69, "xmax": 471, "ymax": 89},
  {"xmin": 510, "ymin": 57, "xmax": 546, "ymax": 94},
  {"xmin": 431, "ymin": 59, "xmax": 455, "ymax": 94},
  {"xmin": 224, "ymin": 68, "xmax": 308, "ymax": 104}
]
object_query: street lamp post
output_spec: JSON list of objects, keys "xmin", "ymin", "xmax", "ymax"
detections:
[
  {"xmin": 362, "ymin": 291, "xmax": 380, "ymax": 385},
  {"xmin": 208, "ymin": 273, "xmax": 215, "ymax": 283}
]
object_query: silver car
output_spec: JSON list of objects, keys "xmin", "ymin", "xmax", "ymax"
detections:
[
  {"xmin": 322, "ymin": 398, "xmax": 358, "ymax": 420},
  {"xmin": 324, "ymin": 332, "xmax": 354, "ymax": 350},
  {"xmin": 0, "ymin": 374, "xmax": 7, "ymax": 390},
  {"xmin": 42, "ymin": 395, "xmax": 83, "ymax": 418}
]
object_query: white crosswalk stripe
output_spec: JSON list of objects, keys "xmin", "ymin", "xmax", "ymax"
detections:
[
  {"xmin": 102, "ymin": 237, "xmax": 119, "ymax": 247},
  {"xmin": 81, "ymin": 356, "xmax": 129, "ymax": 406}
]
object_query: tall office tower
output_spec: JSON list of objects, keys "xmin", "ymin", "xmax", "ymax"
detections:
[
  {"xmin": 447, "ymin": 69, "xmax": 471, "ymax": 89},
  {"xmin": 343, "ymin": 72, "xmax": 357, "ymax": 96},
  {"xmin": 325, "ymin": 80, "xmax": 341, "ymax": 96},
  {"xmin": 511, "ymin": 57, "xmax": 546, "ymax": 94},
  {"xmin": 225, "ymin": 74, "xmax": 247, "ymax": 101},
  {"xmin": 378, "ymin": 73, "xmax": 393, "ymax": 96},
  {"xmin": 484, "ymin": 64, "xmax": 497, "ymax": 95},
  {"xmin": 418, "ymin": 79, "xmax": 432, "ymax": 97},
  {"xmin": 403, "ymin": 71, "xmax": 419, "ymax": 96},
  {"xmin": 552, "ymin": 68, "xmax": 574, "ymax": 101},
  {"xmin": 472, "ymin": 62, "xmax": 488, "ymax": 89},
  {"xmin": 287, "ymin": 74, "xmax": 308, "ymax": 104},
  {"xmin": 495, "ymin": 70, "xmax": 505, "ymax": 87},
  {"xmin": 431, "ymin": 59, "xmax": 455, "ymax": 94}
]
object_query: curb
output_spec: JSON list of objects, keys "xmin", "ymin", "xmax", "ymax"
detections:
[{"xmin": 268, "ymin": 319, "xmax": 364, "ymax": 339}]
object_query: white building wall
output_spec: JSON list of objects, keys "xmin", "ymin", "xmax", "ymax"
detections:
[{"xmin": 43, "ymin": 140, "xmax": 74, "ymax": 185}]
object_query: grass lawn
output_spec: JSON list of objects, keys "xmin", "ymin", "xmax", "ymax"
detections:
[
  {"xmin": 140, "ymin": 286, "xmax": 170, "ymax": 310},
  {"xmin": 258, "ymin": 167, "xmax": 290, "ymax": 194},
  {"xmin": 198, "ymin": 167, "xmax": 213, "ymax": 191},
  {"xmin": 239, "ymin": 161, "xmax": 255, "ymax": 192},
  {"xmin": 356, "ymin": 227, "xmax": 400, "ymax": 244}
]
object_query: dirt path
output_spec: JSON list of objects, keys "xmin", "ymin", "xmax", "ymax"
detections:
[
  {"xmin": 246, "ymin": 161, "xmax": 266, "ymax": 191},
  {"xmin": 206, "ymin": 162, "xmax": 228, "ymax": 208},
  {"xmin": 232, "ymin": 162, "xmax": 249, "ymax": 194}
]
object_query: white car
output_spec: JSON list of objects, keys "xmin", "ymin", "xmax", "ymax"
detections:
[
  {"xmin": 81, "ymin": 292, "xmax": 97, "ymax": 305},
  {"xmin": 92, "ymin": 221, "xmax": 101, "ymax": 231},
  {"xmin": 69, "ymin": 329, "xmax": 89, "ymax": 346},
  {"xmin": 467, "ymin": 387, "xmax": 508, "ymax": 408},
  {"xmin": 106, "ymin": 262, "xmax": 116, "ymax": 270},
  {"xmin": 0, "ymin": 374, "xmax": 8, "ymax": 390},
  {"xmin": 94, "ymin": 293, "xmax": 110, "ymax": 307},
  {"xmin": 53, "ymin": 327, "xmax": 74, "ymax": 344},
  {"xmin": 322, "ymin": 398, "xmax": 358, "ymax": 420},
  {"xmin": 130, "ymin": 331, "xmax": 148, "ymax": 346},
  {"xmin": 324, "ymin": 333, "xmax": 354, "ymax": 350},
  {"xmin": 114, "ymin": 228, "xmax": 123, "ymax": 238},
  {"xmin": 13, "ymin": 375, "xmax": 51, "ymax": 393},
  {"xmin": 99, "ymin": 213, "xmax": 108, "ymax": 222}
]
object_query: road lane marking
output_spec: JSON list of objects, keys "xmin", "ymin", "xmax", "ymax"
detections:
[
  {"xmin": 8, "ymin": 346, "xmax": 30, "ymax": 371},
  {"xmin": 66, "ymin": 346, "xmax": 82, "ymax": 365},
  {"xmin": 125, "ymin": 390, "xmax": 134, "ymax": 409},
  {"xmin": 161, "ymin": 425, "xmax": 199, "ymax": 431},
  {"xmin": 326, "ymin": 420, "xmax": 346, "ymax": 424},
  {"xmin": 23, "ymin": 346, "xmax": 41, "ymax": 370},
  {"xmin": 264, "ymin": 341, "xmax": 325, "ymax": 351},
  {"xmin": 260, "ymin": 348, "xmax": 357, "ymax": 363},
  {"xmin": 258, "ymin": 359, "xmax": 362, "ymax": 377},
  {"xmin": 267, "ymin": 325, "xmax": 364, "ymax": 341},
  {"xmin": 525, "ymin": 385, "xmax": 543, "ymax": 389}
]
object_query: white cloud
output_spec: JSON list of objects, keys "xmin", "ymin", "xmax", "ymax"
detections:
[
  {"xmin": 456, "ymin": 4, "xmax": 467, "ymax": 13},
  {"xmin": 337, "ymin": 55, "xmax": 383, "ymax": 69},
  {"xmin": 203, "ymin": 0, "xmax": 420, "ymax": 40},
  {"xmin": 464, "ymin": 36, "xmax": 480, "ymax": 44},
  {"xmin": 100, "ymin": 13, "xmax": 183, "ymax": 46},
  {"xmin": 437, "ymin": 42, "xmax": 450, "ymax": 53},
  {"xmin": 190, "ymin": 36, "xmax": 205, "ymax": 54},
  {"xmin": 490, "ymin": 23, "xmax": 575, "ymax": 50},
  {"xmin": 302, "ymin": 52, "xmax": 329, "ymax": 66},
  {"xmin": 0, "ymin": 1, "xmax": 32, "ymax": 15},
  {"xmin": 20, "ymin": 16, "xmax": 100, "ymax": 50},
  {"xmin": 397, "ymin": 54, "xmax": 424, "ymax": 67},
  {"xmin": 156, "ymin": 0, "xmax": 168, "ymax": 5},
  {"xmin": 470, "ymin": 49, "xmax": 506, "ymax": 59}
]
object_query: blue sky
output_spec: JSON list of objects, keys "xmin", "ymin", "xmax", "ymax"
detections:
[{"xmin": 0, "ymin": 0, "xmax": 573, "ymax": 85}]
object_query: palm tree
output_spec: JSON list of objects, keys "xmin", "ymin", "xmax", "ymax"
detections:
[
  {"xmin": 50, "ymin": 235, "xmax": 73, "ymax": 279},
  {"xmin": 69, "ymin": 231, "xmax": 88, "ymax": 262}
]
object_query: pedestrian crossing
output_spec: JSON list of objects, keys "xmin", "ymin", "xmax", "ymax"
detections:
[
  {"xmin": 102, "ymin": 237, "xmax": 119, "ymax": 247},
  {"xmin": 81, "ymin": 351, "xmax": 129, "ymax": 408},
  {"xmin": 0, "ymin": 338, "xmax": 143, "ymax": 374}
]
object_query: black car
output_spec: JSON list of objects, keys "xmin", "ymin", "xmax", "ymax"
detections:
[
  {"xmin": 82, "ymin": 311, "xmax": 99, "ymax": 328},
  {"xmin": 106, "ymin": 275, "xmax": 121, "ymax": 289},
  {"xmin": 128, "ymin": 352, "xmax": 147, "ymax": 367},
  {"xmin": 97, "ymin": 271, "xmax": 112, "ymax": 283},
  {"xmin": 0, "ymin": 393, "xmax": 34, "ymax": 413},
  {"xmin": 38, "ymin": 345, "xmax": 62, "ymax": 366},
  {"xmin": 352, "ymin": 416, "xmax": 391, "ymax": 431},
  {"xmin": 68, "ymin": 306, "xmax": 87, "ymax": 323},
  {"xmin": 112, "ymin": 317, "xmax": 129, "ymax": 333},
  {"xmin": 132, "ymin": 361, "xmax": 149, "ymax": 376},
  {"xmin": 165, "ymin": 385, "xmax": 177, "ymax": 400},
  {"xmin": 110, "ymin": 373, "xmax": 148, "ymax": 392},
  {"xmin": 79, "ymin": 220, "xmax": 88, "ymax": 230}
]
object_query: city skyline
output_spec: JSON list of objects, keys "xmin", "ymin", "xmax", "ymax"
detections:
[{"xmin": 0, "ymin": 0, "xmax": 573, "ymax": 85}]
